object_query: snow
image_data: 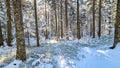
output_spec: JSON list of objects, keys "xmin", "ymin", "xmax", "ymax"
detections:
[
  {"xmin": 0, "ymin": 35, "xmax": 120, "ymax": 68},
  {"xmin": 0, "ymin": 46, "xmax": 16, "ymax": 67},
  {"xmin": 47, "ymin": 39, "xmax": 58, "ymax": 44},
  {"xmin": 4, "ymin": 60, "xmax": 22, "ymax": 68},
  {"xmin": 25, "ymin": 38, "xmax": 37, "ymax": 46},
  {"xmin": 76, "ymin": 45, "xmax": 120, "ymax": 68},
  {"xmin": 0, "ymin": 0, "xmax": 118, "ymax": 67}
]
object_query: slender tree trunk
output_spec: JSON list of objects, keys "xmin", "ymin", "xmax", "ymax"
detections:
[
  {"xmin": 34, "ymin": 0, "xmax": 40, "ymax": 46},
  {"xmin": 0, "ymin": 21, "xmax": 3, "ymax": 46},
  {"xmin": 90, "ymin": 22, "xmax": 93, "ymax": 36},
  {"xmin": 47, "ymin": 7, "xmax": 49, "ymax": 28},
  {"xmin": 55, "ymin": 2, "xmax": 58, "ymax": 40},
  {"xmin": 0, "ymin": 1, "xmax": 3, "ymax": 46},
  {"xmin": 13, "ymin": 0, "xmax": 26, "ymax": 61},
  {"xmin": 98, "ymin": 0, "xmax": 101, "ymax": 37},
  {"xmin": 93, "ymin": 0, "xmax": 96, "ymax": 38},
  {"xmin": 60, "ymin": 0, "xmax": 63, "ymax": 38},
  {"xmin": 6, "ymin": 0, "xmax": 12, "ymax": 46},
  {"xmin": 110, "ymin": 0, "xmax": 120, "ymax": 49},
  {"xmin": 58, "ymin": 4, "xmax": 60, "ymax": 39},
  {"xmin": 27, "ymin": 28, "xmax": 30, "ymax": 46},
  {"xmin": 45, "ymin": 0, "xmax": 48, "ymax": 39},
  {"xmin": 65, "ymin": 0, "xmax": 68, "ymax": 36},
  {"xmin": 47, "ymin": 8, "xmax": 49, "ymax": 39},
  {"xmin": 77, "ymin": 0, "xmax": 81, "ymax": 39}
]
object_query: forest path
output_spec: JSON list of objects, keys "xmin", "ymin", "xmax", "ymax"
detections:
[
  {"xmin": 2, "ymin": 35, "xmax": 117, "ymax": 68},
  {"xmin": 24, "ymin": 41, "xmax": 99, "ymax": 68}
]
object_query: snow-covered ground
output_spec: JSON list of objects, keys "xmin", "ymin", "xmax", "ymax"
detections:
[{"xmin": 0, "ymin": 35, "xmax": 120, "ymax": 68}]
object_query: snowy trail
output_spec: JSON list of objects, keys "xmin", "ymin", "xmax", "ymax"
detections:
[
  {"xmin": 2, "ymin": 37, "xmax": 120, "ymax": 68},
  {"xmin": 76, "ymin": 46, "xmax": 120, "ymax": 68},
  {"xmin": 23, "ymin": 42, "xmax": 80, "ymax": 68},
  {"xmin": 24, "ymin": 42, "xmax": 87, "ymax": 68}
]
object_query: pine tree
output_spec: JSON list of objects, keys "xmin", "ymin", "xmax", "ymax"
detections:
[
  {"xmin": 6, "ymin": 0, "xmax": 12, "ymax": 46},
  {"xmin": 0, "ymin": 21, "xmax": 3, "ymax": 46},
  {"xmin": 110, "ymin": 0, "xmax": 120, "ymax": 49},
  {"xmin": 98, "ymin": 0, "xmax": 101, "ymax": 37},
  {"xmin": 77, "ymin": 0, "xmax": 81, "ymax": 39},
  {"xmin": 60, "ymin": 0, "xmax": 63, "ymax": 38},
  {"xmin": 34, "ymin": 0, "xmax": 40, "ymax": 46},
  {"xmin": 93, "ymin": 0, "xmax": 95, "ymax": 38},
  {"xmin": 65, "ymin": 0, "xmax": 68, "ymax": 38},
  {"xmin": 55, "ymin": 0, "xmax": 58, "ymax": 41},
  {"xmin": 45, "ymin": 0, "xmax": 48, "ymax": 39},
  {"xmin": 13, "ymin": 0, "xmax": 26, "ymax": 61},
  {"xmin": 0, "ymin": 1, "xmax": 3, "ymax": 46}
]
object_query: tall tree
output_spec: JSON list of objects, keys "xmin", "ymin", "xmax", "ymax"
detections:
[
  {"xmin": 77, "ymin": 0, "xmax": 81, "ymax": 39},
  {"xmin": 0, "ymin": 1, "xmax": 3, "ymax": 46},
  {"xmin": 45, "ymin": 0, "xmax": 48, "ymax": 39},
  {"xmin": 46, "ymin": 9, "xmax": 49, "ymax": 39},
  {"xmin": 55, "ymin": 0, "xmax": 58, "ymax": 40},
  {"xmin": 93, "ymin": 0, "xmax": 95, "ymax": 38},
  {"xmin": 57, "ymin": 2, "xmax": 60, "ymax": 39},
  {"xmin": 65, "ymin": 0, "xmax": 68, "ymax": 36},
  {"xmin": 34, "ymin": 0, "xmax": 40, "ymax": 46},
  {"xmin": 110, "ymin": 0, "xmax": 120, "ymax": 49},
  {"xmin": 6, "ymin": 0, "xmax": 12, "ymax": 46},
  {"xmin": 13, "ymin": 0, "xmax": 26, "ymax": 61},
  {"xmin": 0, "ymin": 21, "xmax": 3, "ymax": 46},
  {"xmin": 98, "ymin": 0, "xmax": 101, "ymax": 37},
  {"xmin": 60, "ymin": 0, "xmax": 63, "ymax": 38},
  {"xmin": 47, "ymin": 3, "xmax": 49, "ymax": 39}
]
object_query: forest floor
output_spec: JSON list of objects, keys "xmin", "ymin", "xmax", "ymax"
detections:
[{"xmin": 0, "ymin": 35, "xmax": 120, "ymax": 68}]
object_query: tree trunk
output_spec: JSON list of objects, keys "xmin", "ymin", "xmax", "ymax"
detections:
[
  {"xmin": 98, "ymin": 0, "xmax": 101, "ymax": 37},
  {"xmin": 65, "ymin": 0, "xmax": 68, "ymax": 36},
  {"xmin": 90, "ymin": 22, "xmax": 93, "ymax": 37},
  {"xmin": 57, "ymin": 4, "xmax": 60, "ymax": 39},
  {"xmin": 27, "ymin": 28, "xmax": 30, "ymax": 46},
  {"xmin": 55, "ymin": 2, "xmax": 58, "ymax": 41},
  {"xmin": 46, "ymin": 9, "xmax": 49, "ymax": 39},
  {"xmin": 93, "ymin": 0, "xmax": 95, "ymax": 38},
  {"xmin": 0, "ymin": 21, "xmax": 3, "ymax": 46},
  {"xmin": 46, "ymin": 1, "xmax": 49, "ymax": 39},
  {"xmin": 34, "ymin": 0, "xmax": 40, "ymax": 46},
  {"xmin": 45, "ymin": 0, "xmax": 48, "ymax": 39},
  {"xmin": 77, "ymin": 0, "xmax": 81, "ymax": 39},
  {"xmin": 60, "ymin": 0, "xmax": 63, "ymax": 38},
  {"xmin": 6, "ymin": 0, "xmax": 12, "ymax": 46},
  {"xmin": 13, "ymin": 0, "xmax": 26, "ymax": 61},
  {"xmin": 110, "ymin": 0, "xmax": 120, "ymax": 49}
]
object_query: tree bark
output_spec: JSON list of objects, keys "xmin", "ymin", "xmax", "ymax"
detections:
[
  {"xmin": 98, "ymin": 0, "xmax": 101, "ymax": 37},
  {"xmin": 0, "ymin": 21, "xmax": 3, "ymax": 46},
  {"xmin": 77, "ymin": 0, "xmax": 81, "ymax": 39},
  {"xmin": 90, "ymin": 22, "xmax": 93, "ymax": 37},
  {"xmin": 47, "ymin": 5, "xmax": 49, "ymax": 39},
  {"xmin": 58, "ymin": 3, "xmax": 60, "ymax": 39},
  {"xmin": 34, "ymin": 0, "xmax": 40, "ymax": 46},
  {"xmin": 110, "ymin": 0, "xmax": 120, "ymax": 49},
  {"xmin": 13, "ymin": 0, "xmax": 26, "ymax": 61},
  {"xmin": 55, "ymin": 2, "xmax": 58, "ymax": 40},
  {"xmin": 65, "ymin": 0, "xmax": 68, "ymax": 36},
  {"xmin": 45, "ymin": 0, "xmax": 48, "ymax": 39},
  {"xmin": 60, "ymin": 0, "xmax": 63, "ymax": 38},
  {"xmin": 6, "ymin": 0, "xmax": 12, "ymax": 46},
  {"xmin": 93, "ymin": 0, "xmax": 95, "ymax": 38}
]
